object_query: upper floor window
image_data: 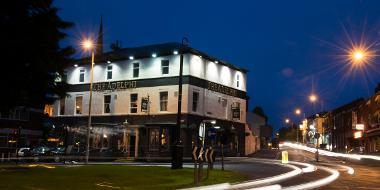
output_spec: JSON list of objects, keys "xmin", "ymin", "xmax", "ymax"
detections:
[
  {"xmin": 130, "ymin": 93, "xmax": 138, "ymax": 113},
  {"xmin": 59, "ymin": 98, "xmax": 65, "ymax": 115},
  {"xmin": 236, "ymin": 75, "xmax": 240, "ymax": 88},
  {"xmin": 104, "ymin": 95, "xmax": 111, "ymax": 113},
  {"xmin": 192, "ymin": 92, "xmax": 199, "ymax": 112},
  {"xmin": 79, "ymin": 69, "xmax": 85, "ymax": 83},
  {"xmin": 160, "ymin": 91, "xmax": 168, "ymax": 111},
  {"xmin": 133, "ymin": 63, "xmax": 139, "ymax": 78},
  {"xmin": 161, "ymin": 60, "xmax": 169, "ymax": 75},
  {"xmin": 75, "ymin": 96, "xmax": 83, "ymax": 114},
  {"xmin": 107, "ymin": 65, "xmax": 113, "ymax": 80}
]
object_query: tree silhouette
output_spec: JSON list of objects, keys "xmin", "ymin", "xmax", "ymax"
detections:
[{"xmin": 0, "ymin": 0, "xmax": 74, "ymax": 112}]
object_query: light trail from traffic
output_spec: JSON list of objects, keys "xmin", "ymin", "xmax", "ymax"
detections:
[{"xmin": 283, "ymin": 142, "xmax": 380, "ymax": 161}]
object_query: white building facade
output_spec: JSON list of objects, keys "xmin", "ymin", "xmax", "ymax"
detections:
[{"xmin": 51, "ymin": 43, "xmax": 248, "ymax": 158}]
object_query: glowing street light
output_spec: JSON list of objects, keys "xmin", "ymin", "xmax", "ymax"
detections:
[
  {"xmin": 349, "ymin": 48, "xmax": 369, "ymax": 64},
  {"xmin": 81, "ymin": 38, "xmax": 95, "ymax": 165},
  {"xmin": 295, "ymin": 109, "xmax": 301, "ymax": 115},
  {"xmin": 82, "ymin": 40, "xmax": 94, "ymax": 50},
  {"xmin": 309, "ymin": 94, "xmax": 317, "ymax": 103},
  {"xmin": 285, "ymin": 118, "xmax": 290, "ymax": 124}
]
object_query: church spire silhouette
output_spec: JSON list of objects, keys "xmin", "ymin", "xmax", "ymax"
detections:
[{"xmin": 95, "ymin": 15, "xmax": 103, "ymax": 56}]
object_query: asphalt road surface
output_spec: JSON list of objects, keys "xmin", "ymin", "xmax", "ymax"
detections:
[{"xmin": 280, "ymin": 146, "xmax": 380, "ymax": 190}]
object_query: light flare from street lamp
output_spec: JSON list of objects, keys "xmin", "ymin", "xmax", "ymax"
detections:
[
  {"xmin": 81, "ymin": 39, "xmax": 94, "ymax": 50},
  {"xmin": 309, "ymin": 94, "xmax": 317, "ymax": 103},
  {"xmin": 295, "ymin": 109, "xmax": 301, "ymax": 115},
  {"xmin": 285, "ymin": 118, "xmax": 290, "ymax": 123}
]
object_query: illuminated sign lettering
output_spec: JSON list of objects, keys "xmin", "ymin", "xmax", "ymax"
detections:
[
  {"xmin": 208, "ymin": 81, "xmax": 237, "ymax": 97},
  {"xmin": 93, "ymin": 81, "xmax": 137, "ymax": 92}
]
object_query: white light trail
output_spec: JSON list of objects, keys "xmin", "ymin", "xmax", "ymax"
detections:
[
  {"xmin": 283, "ymin": 142, "xmax": 364, "ymax": 160},
  {"xmin": 319, "ymin": 163, "xmax": 355, "ymax": 175},
  {"xmin": 247, "ymin": 184, "xmax": 282, "ymax": 190},
  {"xmin": 231, "ymin": 163, "xmax": 302, "ymax": 189},
  {"xmin": 282, "ymin": 166, "xmax": 340, "ymax": 190}
]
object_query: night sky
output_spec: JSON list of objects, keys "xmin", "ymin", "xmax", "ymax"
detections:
[{"xmin": 55, "ymin": 0, "xmax": 380, "ymax": 132}]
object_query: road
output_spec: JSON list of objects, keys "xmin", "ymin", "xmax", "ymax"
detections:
[{"xmin": 281, "ymin": 146, "xmax": 380, "ymax": 190}]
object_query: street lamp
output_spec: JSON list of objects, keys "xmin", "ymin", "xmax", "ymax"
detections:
[
  {"xmin": 81, "ymin": 39, "xmax": 95, "ymax": 164},
  {"xmin": 285, "ymin": 118, "xmax": 290, "ymax": 124},
  {"xmin": 349, "ymin": 48, "xmax": 369, "ymax": 64},
  {"xmin": 309, "ymin": 94, "xmax": 317, "ymax": 103}
]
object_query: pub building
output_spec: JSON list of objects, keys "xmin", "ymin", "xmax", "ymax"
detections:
[{"xmin": 49, "ymin": 42, "xmax": 248, "ymax": 159}]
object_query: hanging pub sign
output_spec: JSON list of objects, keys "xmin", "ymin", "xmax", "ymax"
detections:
[
  {"xmin": 141, "ymin": 96, "xmax": 149, "ymax": 112},
  {"xmin": 232, "ymin": 107, "xmax": 240, "ymax": 119}
]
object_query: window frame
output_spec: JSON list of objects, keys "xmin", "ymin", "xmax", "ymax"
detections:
[
  {"xmin": 236, "ymin": 74, "xmax": 240, "ymax": 88},
  {"xmin": 192, "ymin": 91, "xmax": 199, "ymax": 112},
  {"xmin": 104, "ymin": 94, "xmax": 111, "ymax": 113},
  {"xmin": 159, "ymin": 91, "xmax": 168, "ymax": 111},
  {"xmin": 75, "ymin": 96, "xmax": 83, "ymax": 115},
  {"xmin": 133, "ymin": 62, "xmax": 139, "ymax": 78},
  {"xmin": 106, "ymin": 65, "xmax": 113, "ymax": 80},
  {"xmin": 79, "ymin": 69, "xmax": 85, "ymax": 83},
  {"xmin": 161, "ymin": 60, "xmax": 169, "ymax": 75},
  {"xmin": 130, "ymin": 93, "xmax": 138, "ymax": 113}
]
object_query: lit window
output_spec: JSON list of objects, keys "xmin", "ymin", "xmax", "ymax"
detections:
[
  {"xmin": 104, "ymin": 95, "xmax": 111, "ymax": 113},
  {"xmin": 79, "ymin": 69, "xmax": 85, "ymax": 82},
  {"xmin": 130, "ymin": 93, "xmax": 138, "ymax": 113},
  {"xmin": 133, "ymin": 63, "xmax": 139, "ymax": 78},
  {"xmin": 161, "ymin": 128, "xmax": 169, "ymax": 149},
  {"xmin": 75, "ymin": 96, "xmax": 83, "ymax": 114},
  {"xmin": 236, "ymin": 75, "xmax": 240, "ymax": 88},
  {"xmin": 59, "ymin": 98, "xmax": 65, "ymax": 115},
  {"xmin": 107, "ymin": 65, "xmax": 113, "ymax": 80},
  {"xmin": 161, "ymin": 60, "xmax": 169, "ymax": 75},
  {"xmin": 192, "ymin": 92, "xmax": 199, "ymax": 112},
  {"xmin": 160, "ymin": 91, "xmax": 168, "ymax": 111}
]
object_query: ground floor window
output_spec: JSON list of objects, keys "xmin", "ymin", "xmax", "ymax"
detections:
[{"xmin": 149, "ymin": 127, "xmax": 170, "ymax": 151}]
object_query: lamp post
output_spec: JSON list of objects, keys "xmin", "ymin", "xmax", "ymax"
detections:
[
  {"xmin": 172, "ymin": 37, "xmax": 189, "ymax": 169},
  {"xmin": 295, "ymin": 109, "xmax": 301, "ymax": 143},
  {"xmin": 82, "ymin": 39, "xmax": 95, "ymax": 164}
]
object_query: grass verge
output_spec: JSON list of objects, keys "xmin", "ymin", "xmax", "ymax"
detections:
[{"xmin": 0, "ymin": 164, "xmax": 248, "ymax": 190}]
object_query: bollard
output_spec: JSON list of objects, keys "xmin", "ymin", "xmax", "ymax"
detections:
[
  {"xmin": 198, "ymin": 160, "xmax": 203, "ymax": 182},
  {"xmin": 8, "ymin": 152, "xmax": 11, "ymax": 161},
  {"xmin": 192, "ymin": 146, "xmax": 198, "ymax": 186},
  {"xmin": 281, "ymin": 151, "xmax": 288, "ymax": 164},
  {"xmin": 1, "ymin": 153, "xmax": 4, "ymax": 162}
]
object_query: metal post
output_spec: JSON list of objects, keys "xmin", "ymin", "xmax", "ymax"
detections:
[
  {"xmin": 172, "ymin": 44, "xmax": 184, "ymax": 169},
  {"xmin": 85, "ymin": 51, "xmax": 95, "ymax": 164},
  {"xmin": 221, "ymin": 144, "xmax": 224, "ymax": 171},
  {"xmin": 172, "ymin": 38, "xmax": 188, "ymax": 169}
]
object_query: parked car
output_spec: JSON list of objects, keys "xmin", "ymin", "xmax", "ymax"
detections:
[
  {"xmin": 50, "ymin": 147, "xmax": 65, "ymax": 155},
  {"xmin": 30, "ymin": 146, "xmax": 51, "ymax": 156},
  {"xmin": 17, "ymin": 148, "xmax": 30, "ymax": 156}
]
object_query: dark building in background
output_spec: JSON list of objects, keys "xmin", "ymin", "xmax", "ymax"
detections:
[
  {"xmin": 260, "ymin": 124, "xmax": 273, "ymax": 149},
  {"xmin": 329, "ymin": 99, "xmax": 364, "ymax": 153},
  {"xmin": 0, "ymin": 107, "xmax": 44, "ymax": 155}
]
